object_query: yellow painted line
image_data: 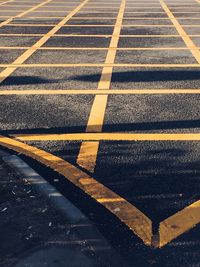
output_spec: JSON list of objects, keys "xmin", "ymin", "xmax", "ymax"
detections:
[
  {"xmin": 0, "ymin": 46, "xmax": 197, "ymax": 51},
  {"xmin": 0, "ymin": 0, "xmax": 16, "ymax": 6},
  {"xmin": 2, "ymin": 89, "xmax": 200, "ymax": 95},
  {"xmin": 159, "ymin": 200, "xmax": 200, "ymax": 247},
  {"xmin": 9, "ymin": 23, "xmax": 200, "ymax": 27},
  {"xmin": 7, "ymin": 23, "xmax": 56, "ymax": 26},
  {"xmin": 0, "ymin": 0, "xmax": 89, "ymax": 84},
  {"xmin": 0, "ymin": 0, "xmax": 54, "ymax": 28},
  {"xmin": 0, "ymin": 64, "xmax": 200, "ymax": 68},
  {"xmin": 77, "ymin": 8, "xmax": 166, "ymax": 12},
  {"xmin": 1, "ymin": 130, "xmax": 200, "ymax": 249},
  {"xmin": 0, "ymin": 46, "xmax": 109, "ymax": 50},
  {"xmin": 35, "ymin": 9, "xmax": 87, "ymax": 12},
  {"xmin": 7, "ymin": 24, "xmax": 115, "ymax": 27},
  {"xmin": 70, "ymin": 17, "xmax": 165, "ymax": 19},
  {"xmin": 1, "ymin": 10, "xmax": 73, "ymax": 12},
  {"xmin": 17, "ymin": 16, "xmax": 65, "ymax": 18},
  {"xmin": 182, "ymin": 25, "xmax": 200, "ymax": 27},
  {"xmin": 172, "ymin": 11, "xmax": 200, "ymax": 13},
  {"xmin": 0, "ymin": 33, "xmax": 187, "ymax": 37},
  {"xmin": 14, "ymin": 133, "xmax": 200, "ymax": 142},
  {"xmin": 2, "ymin": 33, "xmax": 200, "ymax": 38},
  {"xmin": 77, "ymin": 0, "xmax": 126, "ymax": 173},
  {"xmin": 0, "ymin": 4, "xmax": 49, "ymax": 6},
  {"xmin": 0, "ymin": 33, "xmax": 112, "ymax": 37},
  {"xmin": 160, "ymin": 0, "xmax": 200, "ymax": 64},
  {"xmin": 65, "ymin": 24, "xmax": 171, "ymax": 27},
  {"xmin": 0, "ymin": 135, "xmax": 152, "ymax": 246}
]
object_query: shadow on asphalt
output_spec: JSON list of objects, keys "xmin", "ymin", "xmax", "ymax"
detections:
[
  {"xmin": 2, "ymin": 119, "xmax": 200, "ymax": 135},
  {"xmin": 72, "ymin": 70, "xmax": 200, "ymax": 83},
  {"xmin": 1, "ymin": 70, "xmax": 200, "ymax": 86},
  {"xmin": 1, "ymin": 127, "xmax": 200, "ymax": 266},
  {"xmin": 0, "ymin": 76, "xmax": 53, "ymax": 86},
  {"xmin": 17, "ymin": 148, "xmax": 200, "ymax": 267}
]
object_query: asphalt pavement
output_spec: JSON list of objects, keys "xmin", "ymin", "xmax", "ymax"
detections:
[{"xmin": 1, "ymin": 0, "xmax": 200, "ymax": 266}]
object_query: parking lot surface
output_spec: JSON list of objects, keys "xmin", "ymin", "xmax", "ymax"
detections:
[{"xmin": 1, "ymin": 0, "xmax": 200, "ymax": 266}]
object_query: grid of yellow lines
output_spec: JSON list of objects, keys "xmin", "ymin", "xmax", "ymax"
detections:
[{"xmin": 1, "ymin": 0, "xmax": 200, "ymax": 249}]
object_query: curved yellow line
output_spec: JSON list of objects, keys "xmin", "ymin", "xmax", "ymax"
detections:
[{"xmin": 0, "ymin": 135, "xmax": 152, "ymax": 246}]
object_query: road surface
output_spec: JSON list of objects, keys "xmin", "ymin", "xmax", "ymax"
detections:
[{"xmin": 1, "ymin": 0, "xmax": 200, "ymax": 265}]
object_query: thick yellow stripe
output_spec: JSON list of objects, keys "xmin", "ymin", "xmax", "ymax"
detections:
[
  {"xmin": 0, "ymin": 64, "xmax": 199, "ymax": 68},
  {"xmin": 159, "ymin": 200, "xmax": 200, "ymax": 247},
  {"xmin": 0, "ymin": 0, "xmax": 15, "ymax": 6},
  {"xmin": 1, "ymin": 89, "xmax": 200, "ymax": 95},
  {"xmin": 0, "ymin": 0, "xmax": 89, "ymax": 84},
  {"xmin": 160, "ymin": 0, "xmax": 200, "ymax": 64},
  {"xmin": 77, "ymin": 0, "xmax": 126, "ymax": 172},
  {"xmin": 14, "ymin": 133, "xmax": 200, "ymax": 141},
  {"xmin": 0, "ymin": 33, "xmax": 188, "ymax": 37},
  {"xmin": 0, "ymin": 135, "xmax": 152, "ymax": 246},
  {"xmin": 2, "ymin": 134, "xmax": 200, "ymax": 247},
  {"xmin": 1, "ymin": 46, "xmax": 199, "ymax": 51}
]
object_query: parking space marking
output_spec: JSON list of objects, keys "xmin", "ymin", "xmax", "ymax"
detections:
[
  {"xmin": 14, "ymin": 133, "xmax": 200, "ymax": 142},
  {"xmin": 0, "ymin": 64, "xmax": 200, "ymax": 68},
  {"xmin": 0, "ymin": 33, "xmax": 189, "ymax": 37},
  {"xmin": 0, "ymin": 0, "xmax": 16, "ymax": 6},
  {"xmin": 5, "ymin": 23, "xmax": 200, "ymax": 27},
  {"xmin": 0, "ymin": 0, "xmax": 89, "ymax": 84},
  {"xmin": 76, "ymin": 0, "xmax": 125, "ymax": 172},
  {"xmin": 0, "ymin": 46, "xmax": 197, "ymax": 50},
  {"xmin": 0, "ymin": 0, "xmax": 54, "ymax": 28},
  {"xmin": 1, "ymin": 89, "xmax": 200, "ymax": 95},
  {"xmin": 159, "ymin": 200, "xmax": 200, "ymax": 247},
  {"xmin": 160, "ymin": 0, "xmax": 200, "ymax": 64}
]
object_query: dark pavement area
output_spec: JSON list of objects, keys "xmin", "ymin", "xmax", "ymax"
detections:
[
  {"xmin": 1, "ymin": 0, "xmax": 200, "ymax": 266},
  {"xmin": 0, "ymin": 157, "xmax": 107, "ymax": 267}
]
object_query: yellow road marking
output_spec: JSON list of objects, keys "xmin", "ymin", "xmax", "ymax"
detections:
[
  {"xmin": 1, "ymin": 134, "xmax": 200, "ymax": 247},
  {"xmin": 159, "ymin": 200, "xmax": 200, "ymax": 247},
  {"xmin": 0, "ymin": 0, "xmax": 54, "ymax": 28},
  {"xmin": 1, "ymin": 10, "xmax": 74, "ymax": 12},
  {"xmin": 0, "ymin": 0, "xmax": 15, "ymax": 6},
  {"xmin": 9, "ymin": 16, "xmax": 173, "ymax": 20},
  {"xmin": 0, "ymin": 33, "xmax": 113, "ymax": 37},
  {"xmin": 76, "ymin": 0, "xmax": 122, "ymax": 172},
  {"xmin": 4, "ymin": 33, "xmax": 200, "ymax": 37},
  {"xmin": 0, "ymin": 135, "xmax": 152, "ymax": 246},
  {"xmin": 7, "ymin": 23, "xmax": 199, "ymax": 28},
  {"xmin": 0, "ymin": 46, "xmax": 199, "ymax": 51},
  {"xmin": 0, "ymin": 64, "xmax": 200, "ymax": 68},
  {"xmin": 1, "ymin": 89, "xmax": 200, "ymax": 95},
  {"xmin": 160, "ymin": 0, "xmax": 200, "ymax": 64},
  {"xmin": 0, "ymin": 0, "xmax": 89, "ymax": 84},
  {"xmin": 7, "ymin": 23, "xmax": 56, "ymax": 26},
  {"xmin": 0, "ymin": 33, "xmax": 191, "ymax": 37},
  {"xmin": 14, "ymin": 133, "xmax": 200, "ymax": 142}
]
